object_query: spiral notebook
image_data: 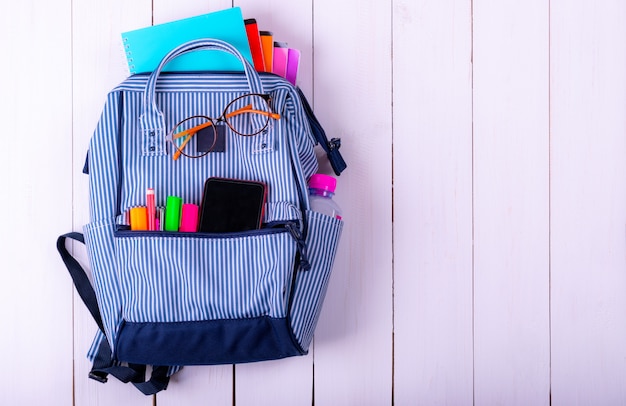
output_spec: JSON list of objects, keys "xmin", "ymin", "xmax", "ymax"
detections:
[{"xmin": 122, "ymin": 7, "xmax": 253, "ymax": 74}]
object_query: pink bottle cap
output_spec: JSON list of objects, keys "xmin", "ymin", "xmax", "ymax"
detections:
[
  {"xmin": 179, "ymin": 204, "xmax": 199, "ymax": 232},
  {"xmin": 308, "ymin": 174, "xmax": 337, "ymax": 193}
]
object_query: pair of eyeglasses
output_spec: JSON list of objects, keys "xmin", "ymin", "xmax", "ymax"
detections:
[{"xmin": 166, "ymin": 93, "xmax": 280, "ymax": 160}]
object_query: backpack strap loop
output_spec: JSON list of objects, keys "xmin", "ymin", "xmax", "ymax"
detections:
[
  {"xmin": 140, "ymin": 39, "xmax": 264, "ymax": 156},
  {"xmin": 90, "ymin": 338, "xmax": 171, "ymax": 395},
  {"xmin": 296, "ymin": 87, "xmax": 347, "ymax": 176}
]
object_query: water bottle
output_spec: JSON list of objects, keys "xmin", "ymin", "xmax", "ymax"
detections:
[{"xmin": 308, "ymin": 174, "xmax": 343, "ymax": 220}]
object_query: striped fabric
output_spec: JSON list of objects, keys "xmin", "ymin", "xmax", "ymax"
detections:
[
  {"xmin": 83, "ymin": 39, "xmax": 342, "ymax": 366},
  {"xmin": 289, "ymin": 211, "xmax": 344, "ymax": 350},
  {"xmin": 115, "ymin": 229, "xmax": 297, "ymax": 323},
  {"xmin": 118, "ymin": 85, "xmax": 306, "ymax": 223}
]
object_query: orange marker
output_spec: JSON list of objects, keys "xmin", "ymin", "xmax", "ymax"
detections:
[
  {"xmin": 130, "ymin": 207, "xmax": 148, "ymax": 231},
  {"xmin": 259, "ymin": 31, "xmax": 274, "ymax": 73}
]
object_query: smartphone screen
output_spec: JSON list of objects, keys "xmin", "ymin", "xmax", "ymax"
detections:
[{"xmin": 198, "ymin": 177, "xmax": 267, "ymax": 233}]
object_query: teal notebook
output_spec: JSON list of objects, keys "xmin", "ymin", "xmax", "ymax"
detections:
[{"xmin": 122, "ymin": 7, "xmax": 253, "ymax": 74}]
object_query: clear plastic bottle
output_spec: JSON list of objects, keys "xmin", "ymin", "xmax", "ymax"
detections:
[{"xmin": 308, "ymin": 174, "xmax": 343, "ymax": 220}]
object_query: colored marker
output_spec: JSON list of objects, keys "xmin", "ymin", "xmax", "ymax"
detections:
[
  {"xmin": 245, "ymin": 19, "xmax": 265, "ymax": 72},
  {"xmin": 179, "ymin": 204, "xmax": 199, "ymax": 232},
  {"xmin": 286, "ymin": 48, "xmax": 300, "ymax": 85},
  {"xmin": 165, "ymin": 196, "xmax": 182, "ymax": 232},
  {"xmin": 272, "ymin": 42, "xmax": 288, "ymax": 78},
  {"xmin": 130, "ymin": 207, "xmax": 148, "ymax": 231},
  {"xmin": 260, "ymin": 31, "xmax": 274, "ymax": 73},
  {"xmin": 157, "ymin": 207, "xmax": 165, "ymax": 231},
  {"xmin": 147, "ymin": 188, "xmax": 156, "ymax": 231}
]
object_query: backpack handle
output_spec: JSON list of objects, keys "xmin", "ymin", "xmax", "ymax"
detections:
[{"xmin": 140, "ymin": 39, "xmax": 264, "ymax": 155}]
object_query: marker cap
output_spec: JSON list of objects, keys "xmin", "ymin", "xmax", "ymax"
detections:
[
  {"xmin": 179, "ymin": 204, "xmax": 199, "ymax": 232},
  {"xmin": 164, "ymin": 196, "xmax": 182, "ymax": 231},
  {"xmin": 130, "ymin": 206, "xmax": 148, "ymax": 230}
]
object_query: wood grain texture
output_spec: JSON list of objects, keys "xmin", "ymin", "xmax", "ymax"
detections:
[
  {"xmin": 393, "ymin": 0, "xmax": 474, "ymax": 404},
  {"xmin": 0, "ymin": 0, "xmax": 74, "ymax": 404},
  {"xmin": 550, "ymin": 0, "xmax": 626, "ymax": 403},
  {"xmin": 472, "ymin": 0, "xmax": 551, "ymax": 404},
  {"xmin": 312, "ymin": 1, "xmax": 394, "ymax": 405}
]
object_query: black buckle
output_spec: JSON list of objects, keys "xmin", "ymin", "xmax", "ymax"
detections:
[{"xmin": 89, "ymin": 371, "xmax": 108, "ymax": 383}]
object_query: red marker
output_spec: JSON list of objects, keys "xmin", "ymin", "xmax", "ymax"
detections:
[
  {"xmin": 245, "ymin": 19, "xmax": 265, "ymax": 72},
  {"xmin": 147, "ymin": 188, "xmax": 156, "ymax": 231}
]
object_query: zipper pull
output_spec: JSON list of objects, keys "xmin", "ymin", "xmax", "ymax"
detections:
[{"xmin": 286, "ymin": 223, "xmax": 311, "ymax": 271}]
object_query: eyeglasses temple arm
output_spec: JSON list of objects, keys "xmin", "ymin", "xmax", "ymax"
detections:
[
  {"xmin": 170, "ymin": 105, "xmax": 281, "ymax": 160},
  {"xmin": 227, "ymin": 104, "xmax": 280, "ymax": 120}
]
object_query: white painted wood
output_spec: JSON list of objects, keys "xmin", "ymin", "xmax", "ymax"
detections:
[
  {"xmin": 151, "ymin": 0, "xmax": 226, "ymax": 24},
  {"xmin": 157, "ymin": 365, "xmax": 233, "ymax": 406},
  {"xmin": 550, "ymin": 1, "xmax": 626, "ymax": 404},
  {"xmin": 312, "ymin": 1, "xmax": 393, "ymax": 405},
  {"xmin": 392, "ymin": 0, "xmax": 474, "ymax": 404},
  {"xmin": 235, "ymin": 356, "xmax": 313, "ymax": 406},
  {"xmin": 472, "ymin": 0, "xmax": 551, "ymax": 404},
  {"xmin": 0, "ymin": 0, "xmax": 74, "ymax": 404}
]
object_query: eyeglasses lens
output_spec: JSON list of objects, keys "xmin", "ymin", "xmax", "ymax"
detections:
[
  {"xmin": 224, "ymin": 94, "xmax": 271, "ymax": 136},
  {"xmin": 171, "ymin": 116, "xmax": 216, "ymax": 158}
]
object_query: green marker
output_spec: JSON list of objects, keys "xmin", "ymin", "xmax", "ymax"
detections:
[{"xmin": 164, "ymin": 196, "xmax": 182, "ymax": 231}]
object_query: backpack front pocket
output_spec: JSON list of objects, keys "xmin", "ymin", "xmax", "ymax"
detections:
[{"xmin": 112, "ymin": 227, "xmax": 304, "ymax": 365}]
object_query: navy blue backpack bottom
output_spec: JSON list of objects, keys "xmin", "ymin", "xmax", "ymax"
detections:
[{"xmin": 115, "ymin": 316, "xmax": 305, "ymax": 366}]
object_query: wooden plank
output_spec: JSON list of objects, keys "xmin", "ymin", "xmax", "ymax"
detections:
[
  {"xmin": 550, "ymin": 1, "xmax": 626, "ymax": 403},
  {"xmin": 0, "ymin": 0, "xmax": 73, "ymax": 403},
  {"xmin": 472, "ymin": 0, "xmax": 550, "ymax": 404},
  {"xmin": 311, "ymin": 1, "xmax": 393, "ymax": 404},
  {"xmin": 71, "ymin": 0, "xmax": 154, "ymax": 403},
  {"xmin": 392, "ymin": 0, "xmax": 474, "ymax": 404}
]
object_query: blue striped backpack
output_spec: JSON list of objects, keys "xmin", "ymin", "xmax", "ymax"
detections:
[{"xmin": 57, "ymin": 39, "xmax": 346, "ymax": 395}]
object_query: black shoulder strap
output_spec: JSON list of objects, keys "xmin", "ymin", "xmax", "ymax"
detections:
[
  {"xmin": 56, "ymin": 232, "xmax": 172, "ymax": 395},
  {"xmin": 56, "ymin": 233, "xmax": 104, "ymax": 331},
  {"xmin": 297, "ymin": 87, "xmax": 347, "ymax": 176}
]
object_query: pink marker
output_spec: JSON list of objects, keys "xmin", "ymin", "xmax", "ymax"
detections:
[
  {"xmin": 272, "ymin": 42, "xmax": 288, "ymax": 78},
  {"xmin": 286, "ymin": 48, "xmax": 300, "ymax": 86},
  {"xmin": 147, "ymin": 188, "xmax": 156, "ymax": 231},
  {"xmin": 179, "ymin": 204, "xmax": 199, "ymax": 232}
]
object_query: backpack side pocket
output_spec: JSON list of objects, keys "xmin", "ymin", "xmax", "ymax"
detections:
[{"xmin": 289, "ymin": 210, "xmax": 343, "ymax": 351}]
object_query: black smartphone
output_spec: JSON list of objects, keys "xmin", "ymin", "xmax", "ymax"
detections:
[{"xmin": 198, "ymin": 177, "xmax": 267, "ymax": 233}]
